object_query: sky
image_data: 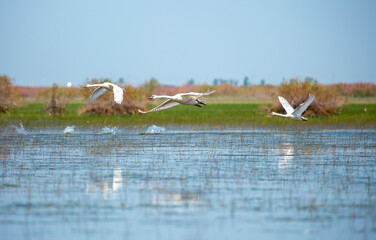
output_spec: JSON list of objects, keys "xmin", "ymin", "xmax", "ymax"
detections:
[{"xmin": 0, "ymin": 0, "xmax": 375, "ymax": 87}]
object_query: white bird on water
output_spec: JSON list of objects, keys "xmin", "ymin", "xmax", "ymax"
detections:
[
  {"xmin": 86, "ymin": 82, "xmax": 125, "ymax": 104},
  {"xmin": 138, "ymin": 90, "xmax": 216, "ymax": 113},
  {"xmin": 272, "ymin": 94, "xmax": 315, "ymax": 121}
]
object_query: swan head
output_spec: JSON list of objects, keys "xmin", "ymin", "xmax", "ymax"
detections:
[
  {"xmin": 148, "ymin": 95, "xmax": 156, "ymax": 100},
  {"xmin": 301, "ymin": 117, "xmax": 308, "ymax": 121}
]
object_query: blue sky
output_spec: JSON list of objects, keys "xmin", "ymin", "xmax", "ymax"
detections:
[{"xmin": 0, "ymin": 0, "xmax": 375, "ymax": 86}]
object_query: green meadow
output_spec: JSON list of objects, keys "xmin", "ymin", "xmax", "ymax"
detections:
[{"xmin": 1, "ymin": 103, "xmax": 375, "ymax": 128}]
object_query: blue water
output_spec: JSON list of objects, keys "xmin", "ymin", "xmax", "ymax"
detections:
[{"xmin": 0, "ymin": 128, "xmax": 375, "ymax": 239}]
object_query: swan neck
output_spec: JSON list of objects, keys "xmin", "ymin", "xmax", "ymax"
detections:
[
  {"xmin": 272, "ymin": 112, "xmax": 287, "ymax": 117},
  {"xmin": 154, "ymin": 95, "xmax": 172, "ymax": 99}
]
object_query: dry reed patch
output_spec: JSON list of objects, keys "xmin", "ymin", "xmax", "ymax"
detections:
[
  {"xmin": 79, "ymin": 100, "xmax": 145, "ymax": 115},
  {"xmin": 0, "ymin": 75, "xmax": 21, "ymax": 113}
]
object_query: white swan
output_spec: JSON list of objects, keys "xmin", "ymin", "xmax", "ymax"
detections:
[
  {"xmin": 86, "ymin": 82, "xmax": 125, "ymax": 104},
  {"xmin": 138, "ymin": 90, "xmax": 216, "ymax": 113},
  {"xmin": 272, "ymin": 94, "xmax": 315, "ymax": 121}
]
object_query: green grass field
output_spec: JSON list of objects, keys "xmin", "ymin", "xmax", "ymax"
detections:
[{"xmin": 1, "ymin": 103, "xmax": 375, "ymax": 128}]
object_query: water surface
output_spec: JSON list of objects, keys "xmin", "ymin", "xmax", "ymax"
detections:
[{"xmin": 1, "ymin": 127, "xmax": 375, "ymax": 239}]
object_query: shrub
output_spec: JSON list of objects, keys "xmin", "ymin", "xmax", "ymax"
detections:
[
  {"xmin": 44, "ymin": 83, "xmax": 66, "ymax": 116},
  {"xmin": 139, "ymin": 78, "xmax": 161, "ymax": 95},
  {"xmin": 0, "ymin": 75, "xmax": 20, "ymax": 113},
  {"xmin": 79, "ymin": 100, "xmax": 144, "ymax": 115},
  {"xmin": 272, "ymin": 77, "xmax": 342, "ymax": 116}
]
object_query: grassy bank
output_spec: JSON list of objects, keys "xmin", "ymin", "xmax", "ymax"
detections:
[{"xmin": 1, "ymin": 103, "xmax": 375, "ymax": 128}]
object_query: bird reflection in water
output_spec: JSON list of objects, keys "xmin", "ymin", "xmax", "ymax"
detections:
[
  {"xmin": 86, "ymin": 167, "xmax": 123, "ymax": 199},
  {"xmin": 152, "ymin": 191, "xmax": 201, "ymax": 207},
  {"xmin": 278, "ymin": 143, "xmax": 294, "ymax": 169}
]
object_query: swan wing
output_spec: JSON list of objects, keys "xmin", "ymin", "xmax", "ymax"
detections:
[
  {"xmin": 112, "ymin": 85, "xmax": 124, "ymax": 104},
  {"xmin": 87, "ymin": 87, "xmax": 108, "ymax": 103},
  {"xmin": 292, "ymin": 94, "xmax": 315, "ymax": 116},
  {"xmin": 178, "ymin": 90, "xmax": 216, "ymax": 97},
  {"xmin": 278, "ymin": 96, "xmax": 294, "ymax": 114},
  {"xmin": 138, "ymin": 99, "xmax": 180, "ymax": 113}
]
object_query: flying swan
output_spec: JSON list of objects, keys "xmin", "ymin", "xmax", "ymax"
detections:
[
  {"xmin": 271, "ymin": 94, "xmax": 315, "ymax": 121},
  {"xmin": 86, "ymin": 82, "xmax": 125, "ymax": 104},
  {"xmin": 138, "ymin": 90, "xmax": 216, "ymax": 113}
]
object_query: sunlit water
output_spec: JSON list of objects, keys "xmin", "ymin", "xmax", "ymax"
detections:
[
  {"xmin": 0, "ymin": 127, "xmax": 375, "ymax": 240},
  {"xmin": 145, "ymin": 124, "xmax": 166, "ymax": 134},
  {"xmin": 63, "ymin": 126, "xmax": 75, "ymax": 135},
  {"xmin": 100, "ymin": 126, "xmax": 119, "ymax": 135}
]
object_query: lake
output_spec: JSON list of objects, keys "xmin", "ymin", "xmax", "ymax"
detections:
[{"xmin": 0, "ymin": 126, "xmax": 375, "ymax": 239}]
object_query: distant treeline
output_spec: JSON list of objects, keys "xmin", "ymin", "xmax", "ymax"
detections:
[{"xmin": 10, "ymin": 77, "xmax": 376, "ymax": 101}]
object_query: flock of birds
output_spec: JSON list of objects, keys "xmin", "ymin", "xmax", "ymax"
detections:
[{"xmin": 86, "ymin": 82, "xmax": 315, "ymax": 121}]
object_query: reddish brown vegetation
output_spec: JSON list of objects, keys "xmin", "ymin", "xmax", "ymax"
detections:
[{"xmin": 333, "ymin": 82, "xmax": 376, "ymax": 97}]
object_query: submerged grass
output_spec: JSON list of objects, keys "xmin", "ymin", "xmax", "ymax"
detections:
[{"xmin": 1, "ymin": 102, "xmax": 375, "ymax": 128}]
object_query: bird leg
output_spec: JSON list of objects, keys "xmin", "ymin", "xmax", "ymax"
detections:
[{"xmin": 197, "ymin": 99, "xmax": 206, "ymax": 105}]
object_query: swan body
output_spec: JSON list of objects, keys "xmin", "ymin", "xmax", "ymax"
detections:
[
  {"xmin": 272, "ymin": 94, "xmax": 315, "ymax": 121},
  {"xmin": 138, "ymin": 90, "xmax": 216, "ymax": 113},
  {"xmin": 86, "ymin": 82, "xmax": 125, "ymax": 104}
]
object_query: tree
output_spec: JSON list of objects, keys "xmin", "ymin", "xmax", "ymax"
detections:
[
  {"xmin": 243, "ymin": 76, "xmax": 250, "ymax": 86},
  {"xmin": 260, "ymin": 79, "xmax": 265, "ymax": 86},
  {"xmin": 140, "ymin": 78, "xmax": 161, "ymax": 94},
  {"xmin": 187, "ymin": 78, "xmax": 195, "ymax": 86},
  {"xmin": 45, "ymin": 83, "xmax": 66, "ymax": 116}
]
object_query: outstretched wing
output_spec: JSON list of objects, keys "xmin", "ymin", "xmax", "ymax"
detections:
[
  {"xmin": 112, "ymin": 85, "xmax": 124, "ymax": 104},
  {"xmin": 278, "ymin": 96, "xmax": 294, "ymax": 114},
  {"xmin": 292, "ymin": 94, "xmax": 315, "ymax": 116},
  {"xmin": 138, "ymin": 99, "xmax": 180, "ymax": 113},
  {"xmin": 178, "ymin": 90, "xmax": 216, "ymax": 97},
  {"xmin": 87, "ymin": 87, "xmax": 108, "ymax": 103}
]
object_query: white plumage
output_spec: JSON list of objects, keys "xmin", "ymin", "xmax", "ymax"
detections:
[
  {"xmin": 272, "ymin": 94, "xmax": 315, "ymax": 121},
  {"xmin": 86, "ymin": 82, "xmax": 125, "ymax": 104},
  {"xmin": 138, "ymin": 90, "xmax": 216, "ymax": 113}
]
